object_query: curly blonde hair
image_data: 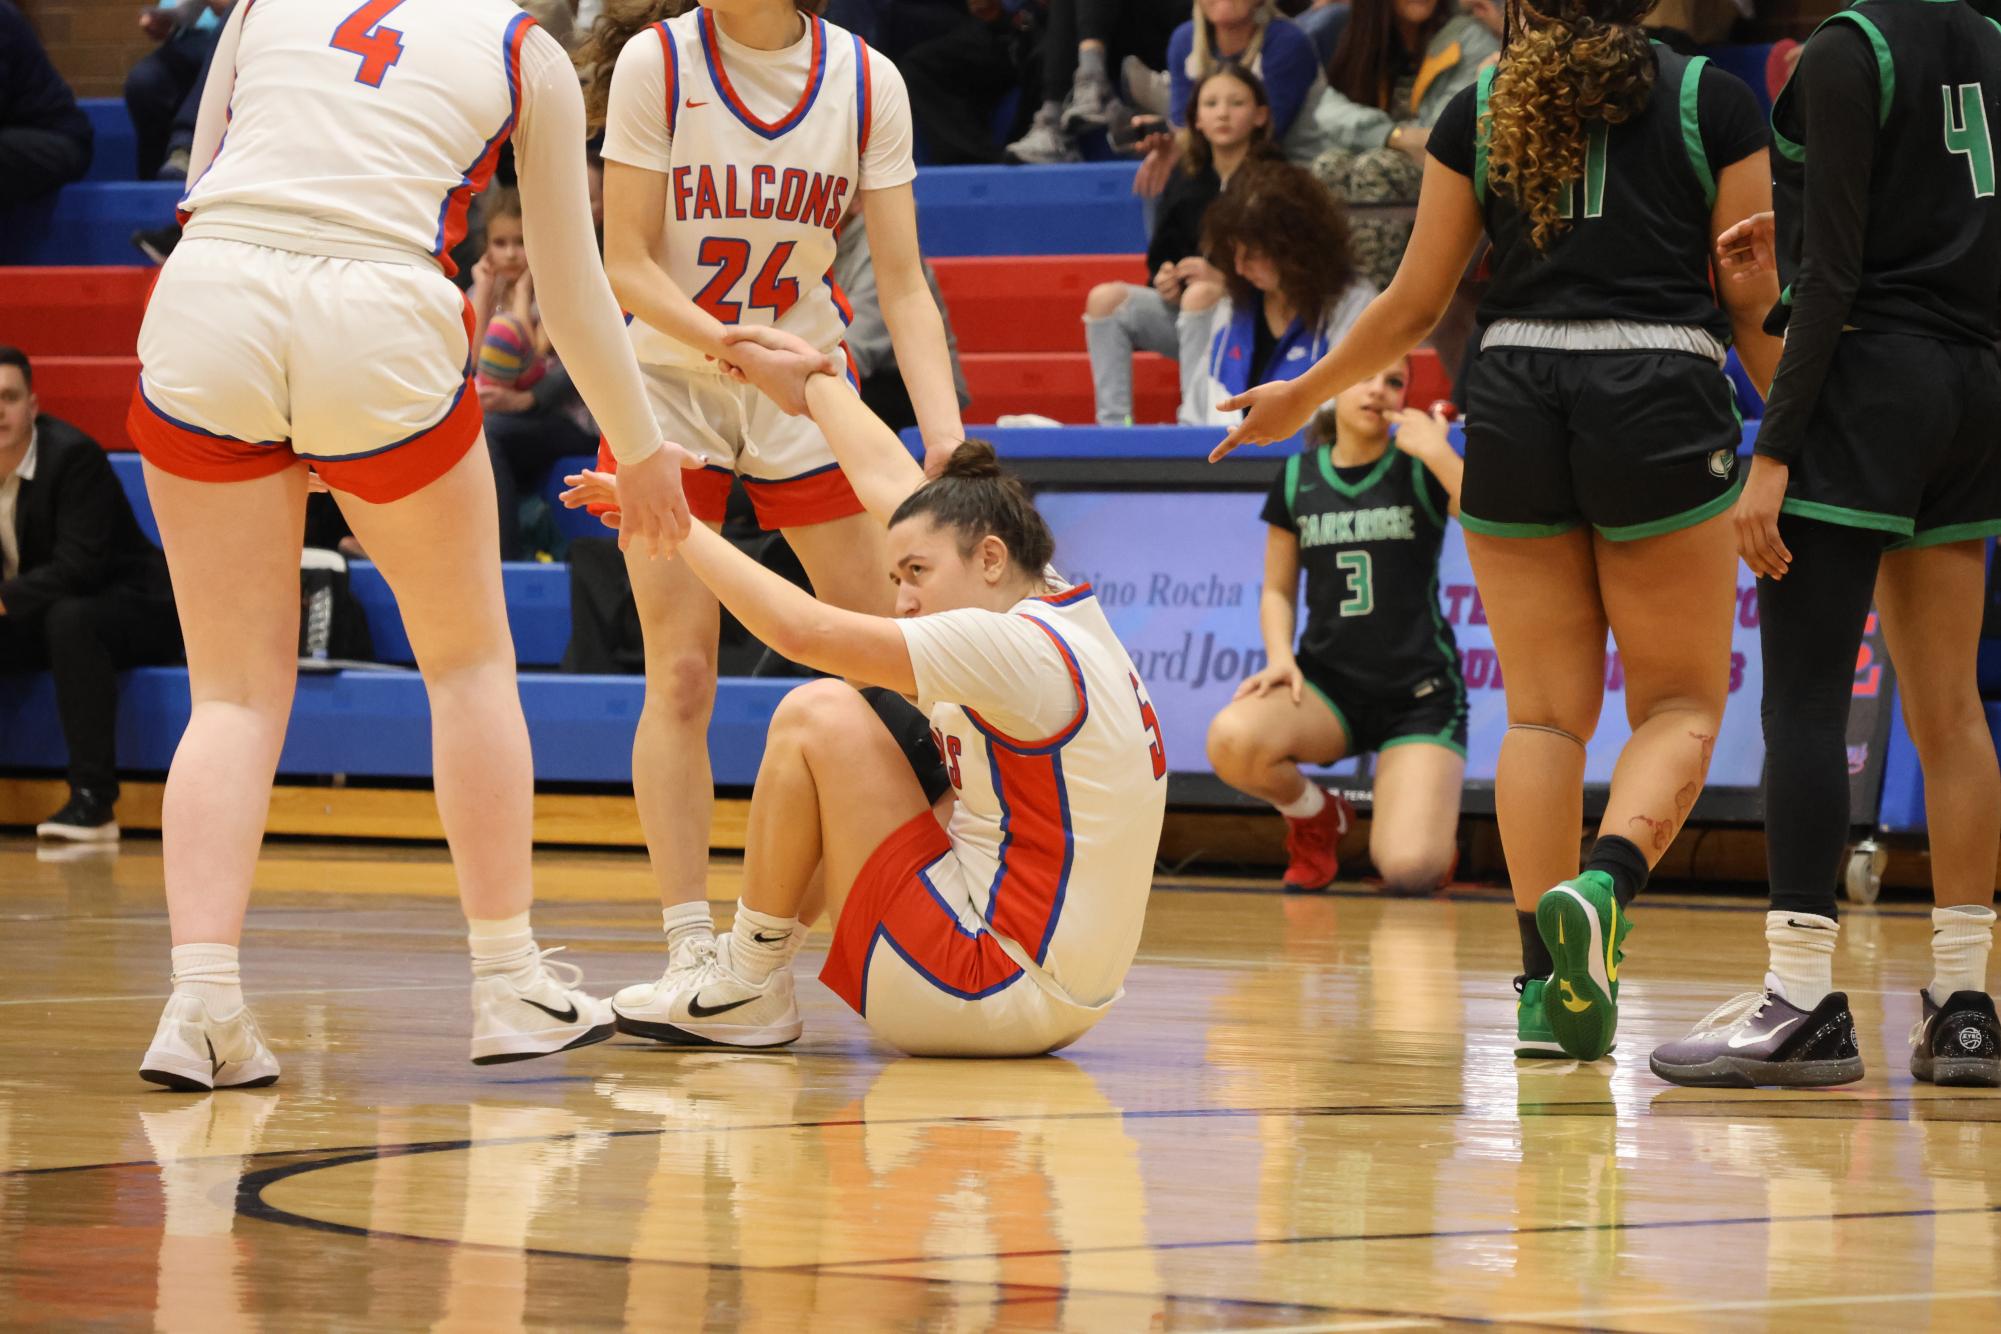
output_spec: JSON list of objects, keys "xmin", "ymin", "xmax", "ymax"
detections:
[{"xmin": 1484, "ymin": 0, "xmax": 1655, "ymax": 252}]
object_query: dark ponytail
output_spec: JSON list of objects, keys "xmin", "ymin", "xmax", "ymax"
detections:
[{"xmin": 890, "ymin": 440, "xmax": 1055, "ymax": 573}]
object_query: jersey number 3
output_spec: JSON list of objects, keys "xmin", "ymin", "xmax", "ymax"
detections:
[
  {"xmin": 1945, "ymin": 84, "xmax": 1996, "ymax": 200},
  {"xmin": 332, "ymin": 0, "xmax": 409, "ymax": 89}
]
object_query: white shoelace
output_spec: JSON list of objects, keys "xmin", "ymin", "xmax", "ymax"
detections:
[
  {"xmin": 1689, "ymin": 990, "xmax": 1771, "ymax": 1037},
  {"xmin": 531, "ymin": 946, "xmax": 585, "ymax": 991}
]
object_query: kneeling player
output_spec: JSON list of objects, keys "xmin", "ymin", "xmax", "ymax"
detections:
[
  {"xmin": 567, "ymin": 336, "xmax": 1168, "ymax": 1056},
  {"xmin": 1206, "ymin": 361, "xmax": 1465, "ymax": 895}
]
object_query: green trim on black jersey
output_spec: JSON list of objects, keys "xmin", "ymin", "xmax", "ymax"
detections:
[
  {"xmin": 1679, "ymin": 54, "xmax": 1717, "ymax": 207},
  {"xmin": 1283, "ymin": 453, "xmax": 1303, "ymax": 519},
  {"xmin": 1888, "ymin": 518, "xmax": 2001, "ymax": 550},
  {"xmin": 1824, "ymin": 10, "xmax": 1895, "ymax": 126},
  {"xmin": 1780, "ymin": 496, "xmax": 1915, "ymax": 535},
  {"xmin": 1595, "ymin": 470, "xmax": 1744, "ymax": 541},
  {"xmin": 1456, "ymin": 512, "xmax": 1582, "ymax": 539},
  {"xmin": 1316, "ymin": 446, "xmax": 1400, "ymax": 499},
  {"xmin": 1473, "ymin": 63, "xmax": 1496, "ymax": 206},
  {"xmin": 1408, "ymin": 454, "xmax": 1447, "ymax": 531},
  {"xmin": 1420, "ymin": 564, "xmax": 1467, "ymax": 747}
]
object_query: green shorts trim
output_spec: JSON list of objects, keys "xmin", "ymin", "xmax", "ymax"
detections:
[
  {"xmin": 1303, "ymin": 680, "xmax": 1354, "ymax": 753},
  {"xmin": 1780, "ymin": 497, "xmax": 1915, "ymax": 536},
  {"xmin": 1595, "ymin": 470, "xmax": 1744, "ymax": 542},
  {"xmin": 1888, "ymin": 519, "xmax": 2001, "ymax": 551},
  {"xmin": 1456, "ymin": 512, "xmax": 1582, "ymax": 539},
  {"xmin": 1378, "ymin": 732, "xmax": 1470, "ymax": 760}
]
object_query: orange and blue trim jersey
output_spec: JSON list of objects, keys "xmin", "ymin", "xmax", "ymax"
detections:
[
  {"xmin": 599, "ymin": 7, "xmax": 916, "ymax": 375},
  {"xmin": 896, "ymin": 585, "xmax": 1169, "ymax": 1011},
  {"xmin": 176, "ymin": 0, "xmax": 545, "ymax": 278}
]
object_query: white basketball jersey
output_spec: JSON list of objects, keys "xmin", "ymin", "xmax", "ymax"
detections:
[
  {"xmin": 626, "ymin": 9, "xmax": 871, "ymax": 372},
  {"xmin": 178, "ymin": 0, "xmax": 536, "ymax": 274},
  {"xmin": 906, "ymin": 587, "xmax": 1170, "ymax": 1011}
]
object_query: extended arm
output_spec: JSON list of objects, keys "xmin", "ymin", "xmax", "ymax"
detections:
[
  {"xmin": 1710, "ymin": 154, "xmax": 1783, "ymax": 396},
  {"xmin": 862, "ymin": 183, "xmax": 967, "ymax": 462}
]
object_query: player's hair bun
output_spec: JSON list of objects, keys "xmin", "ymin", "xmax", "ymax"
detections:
[{"xmin": 940, "ymin": 438, "xmax": 1004, "ymax": 481}]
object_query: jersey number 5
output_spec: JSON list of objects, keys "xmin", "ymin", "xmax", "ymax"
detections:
[
  {"xmin": 332, "ymin": 0, "xmax": 409, "ymax": 88},
  {"xmin": 693, "ymin": 239, "xmax": 801, "ymax": 323},
  {"xmin": 1129, "ymin": 674, "xmax": 1166, "ymax": 780},
  {"xmin": 1945, "ymin": 84, "xmax": 1996, "ymax": 200}
]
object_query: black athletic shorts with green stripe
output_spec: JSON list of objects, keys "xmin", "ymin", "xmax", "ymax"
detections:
[
  {"xmin": 1298, "ymin": 662, "xmax": 1469, "ymax": 758},
  {"xmin": 1458, "ymin": 345, "xmax": 1746, "ymax": 541},
  {"xmin": 1780, "ymin": 332, "xmax": 2001, "ymax": 550}
]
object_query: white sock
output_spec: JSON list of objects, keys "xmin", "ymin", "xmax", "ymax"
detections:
[
  {"xmin": 1766, "ymin": 911, "xmax": 1838, "ymax": 1010},
  {"xmin": 1275, "ymin": 782, "xmax": 1327, "ymax": 821},
  {"xmin": 467, "ymin": 910, "xmax": 538, "ymax": 980},
  {"xmin": 727, "ymin": 902, "xmax": 802, "ymax": 984},
  {"xmin": 1930, "ymin": 905, "xmax": 1996, "ymax": 1004},
  {"xmin": 170, "ymin": 943, "xmax": 243, "ymax": 1014},
  {"xmin": 662, "ymin": 901, "xmax": 716, "ymax": 955}
]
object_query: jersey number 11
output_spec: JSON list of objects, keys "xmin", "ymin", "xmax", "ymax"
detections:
[{"xmin": 1945, "ymin": 84, "xmax": 1996, "ymax": 200}]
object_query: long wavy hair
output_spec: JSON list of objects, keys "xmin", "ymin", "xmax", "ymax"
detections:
[
  {"xmin": 1327, "ymin": 0, "xmax": 1449, "ymax": 111},
  {"xmin": 1486, "ymin": 0, "xmax": 1656, "ymax": 251},
  {"xmin": 579, "ymin": 0, "xmax": 820, "ymax": 131},
  {"xmin": 1179, "ymin": 65, "xmax": 1276, "ymax": 179},
  {"xmin": 1201, "ymin": 160, "xmax": 1358, "ymax": 327}
]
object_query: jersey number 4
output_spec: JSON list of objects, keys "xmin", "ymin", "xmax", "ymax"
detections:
[
  {"xmin": 1945, "ymin": 84, "xmax": 1996, "ymax": 200},
  {"xmin": 694, "ymin": 239, "xmax": 801, "ymax": 323},
  {"xmin": 331, "ymin": 0, "xmax": 409, "ymax": 88}
]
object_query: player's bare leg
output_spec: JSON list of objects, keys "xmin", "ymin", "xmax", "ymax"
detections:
[
  {"xmin": 1206, "ymin": 683, "xmax": 1351, "ymax": 890},
  {"xmin": 1367, "ymin": 743, "xmax": 1465, "ymax": 894}
]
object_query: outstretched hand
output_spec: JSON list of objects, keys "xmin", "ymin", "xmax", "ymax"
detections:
[
  {"xmin": 564, "ymin": 443, "xmax": 707, "ymax": 557},
  {"xmin": 717, "ymin": 325, "xmax": 841, "ymax": 416},
  {"xmin": 1716, "ymin": 211, "xmax": 1777, "ymax": 283},
  {"xmin": 1209, "ymin": 380, "xmax": 1314, "ymax": 462},
  {"xmin": 1733, "ymin": 455, "xmax": 1793, "ymax": 581}
]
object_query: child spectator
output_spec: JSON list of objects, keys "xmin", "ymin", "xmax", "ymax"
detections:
[
  {"xmin": 0, "ymin": 0, "xmax": 93, "ymax": 204},
  {"xmin": 1129, "ymin": 0, "xmax": 1320, "ymax": 193},
  {"xmin": 1084, "ymin": 64, "xmax": 1273, "ymax": 424},
  {"xmin": 1295, "ymin": 0, "xmax": 1495, "ymax": 289},
  {"xmin": 1206, "ymin": 358, "xmax": 1465, "ymax": 894},
  {"xmin": 1178, "ymin": 160, "xmax": 1373, "ymax": 445}
]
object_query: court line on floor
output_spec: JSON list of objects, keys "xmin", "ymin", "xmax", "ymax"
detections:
[{"xmin": 0, "ymin": 983, "xmax": 465, "ymax": 1007}]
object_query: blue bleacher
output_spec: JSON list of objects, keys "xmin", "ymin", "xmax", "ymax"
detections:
[{"xmin": 81, "ymin": 99, "xmax": 138, "ymax": 182}]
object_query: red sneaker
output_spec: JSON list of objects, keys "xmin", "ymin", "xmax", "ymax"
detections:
[{"xmin": 1281, "ymin": 791, "xmax": 1353, "ymax": 892}]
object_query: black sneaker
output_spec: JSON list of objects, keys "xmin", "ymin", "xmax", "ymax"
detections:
[
  {"xmin": 36, "ymin": 788, "xmax": 120, "ymax": 844},
  {"xmin": 132, "ymin": 222, "xmax": 181, "ymax": 265},
  {"xmin": 1910, "ymin": 990, "xmax": 2001, "ymax": 1088},
  {"xmin": 1649, "ymin": 987, "xmax": 1863, "ymax": 1088}
]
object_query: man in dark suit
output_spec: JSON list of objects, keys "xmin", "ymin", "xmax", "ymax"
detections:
[{"xmin": 0, "ymin": 347, "xmax": 181, "ymax": 842}]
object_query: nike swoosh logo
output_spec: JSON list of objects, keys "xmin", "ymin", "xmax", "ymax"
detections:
[
  {"xmin": 687, "ymin": 994, "xmax": 756, "ymax": 1019},
  {"xmin": 752, "ymin": 931, "xmax": 791, "ymax": 945},
  {"xmin": 1606, "ymin": 898, "xmax": 1618, "ymax": 985},
  {"xmin": 523, "ymin": 997, "xmax": 580, "ymax": 1024},
  {"xmin": 1559, "ymin": 979, "xmax": 1591, "ymax": 1013},
  {"xmin": 685, "ymin": 99, "xmax": 708, "ymax": 108},
  {"xmin": 1728, "ymin": 1016, "xmax": 1803, "ymax": 1049},
  {"xmin": 1557, "ymin": 915, "xmax": 1565, "ymax": 946}
]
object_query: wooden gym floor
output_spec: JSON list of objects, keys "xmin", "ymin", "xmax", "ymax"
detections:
[{"xmin": 1, "ymin": 835, "xmax": 1997, "ymax": 1332}]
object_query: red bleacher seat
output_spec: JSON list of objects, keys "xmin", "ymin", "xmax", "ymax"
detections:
[
  {"xmin": 0, "ymin": 267, "xmax": 154, "ymax": 357},
  {"xmin": 960, "ymin": 348, "xmax": 1451, "ymax": 426},
  {"xmin": 34, "ymin": 356, "xmax": 139, "ymax": 450},
  {"xmin": 933, "ymin": 255, "xmax": 1146, "ymax": 355}
]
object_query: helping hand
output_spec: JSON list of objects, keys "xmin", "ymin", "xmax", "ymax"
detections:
[
  {"xmin": 1733, "ymin": 455, "xmax": 1793, "ymax": 580},
  {"xmin": 1209, "ymin": 381, "xmax": 1313, "ymax": 462},
  {"xmin": 585, "ymin": 443, "xmax": 706, "ymax": 558},
  {"xmin": 1235, "ymin": 659, "xmax": 1305, "ymax": 705},
  {"xmin": 1716, "ymin": 211, "xmax": 1777, "ymax": 283},
  {"xmin": 717, "ymin": 325, "xmax": 841, "ymax": 417}
]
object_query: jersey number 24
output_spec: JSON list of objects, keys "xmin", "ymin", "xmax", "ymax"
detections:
[{"xmin": 331, "ymin": 0, "xmax": 408, "ymax": 88}]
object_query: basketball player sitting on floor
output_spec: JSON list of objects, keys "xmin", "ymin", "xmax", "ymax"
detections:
[{"xmin": 563, "ymin": 328, "xmax": 1169, "ymax": 1057}]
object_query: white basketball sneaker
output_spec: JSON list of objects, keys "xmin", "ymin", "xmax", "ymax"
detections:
[
  {"xmin": 612, "ymin": 933, "xmax": 717, "ymax": 1018},
  {"xmin": 469, "ymin": 947, "xmax": 616, "ymax": 1066},
  {"xmin": 139, "ymin": 992, "xmax": 282, "ymax": 1092},
  {"xmin": 612, "ymin": 934, "xmax": 802, "ymax": 1048}
]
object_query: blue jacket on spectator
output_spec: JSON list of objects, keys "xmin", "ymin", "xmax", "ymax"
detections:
[{"xmin": 1167, "ymin": 13, "xmax": 1320, "ymax": 141}]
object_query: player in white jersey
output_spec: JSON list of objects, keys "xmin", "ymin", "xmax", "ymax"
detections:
[
  {"xmin": 563, "ymin": 332, "xmax": 1167, "ymax": 1056},
  {"xmin": 123, "ymin": 0, "xmax": 725, "ymax": 1090},
  {"xmin": 577, "ymin": 0, "xmax": 969, "ymax": 1022}
]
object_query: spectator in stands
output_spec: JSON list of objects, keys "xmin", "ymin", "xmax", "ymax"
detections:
[
  {"xmin": 1296, "ymin": 0, "xmax": 1496, "ymax": 291},
  {"xmin": 1130, "ymin": 0, "xmax": 1320, "ymax": 193},
  {"xmin": 1007, "ymin": 0, "xmax": 1183, "ymax": 163},
  {"xmin": 469, "ymin": 187, "xmax": 596, "ymax": 561},
  {"xmin": 1178, "ymin": 160, "xmax": 1373, "ymax": 446},
  {"xmin": 1287, "ymin": 0, "xmax": 1349, "ymax": 64},
  {"xmin": 0, "ymin": 0, "xmax": 94, "ymax": 205},
  {"xmin": 125, "ymin": 1, "xmax": 229, "ymax": 180},
  {"xmin": 0, "ymin": 347, "xmax": 181, "ymax": 844},
  {"xmin": 1084, "ymin": 64, "xmax": 1274, "ymax": 425},
  {"xmin": 901, "ymin": 0, "xmax": 1047, "ymax": 167},
  {"xmin": 1207, "ymin": 358, "xmax": 1465, "ymax": 894}
]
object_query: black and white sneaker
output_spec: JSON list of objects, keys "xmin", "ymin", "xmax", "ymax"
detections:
[
  {"xmin": 36, "ymin": 788, "xmax": 119, "ymax": 843},
  {"xmin": 1649, "ymin": 986, "xmax": 1864, "ymax": 1088},
  {"xmin": 1910, "ymin": 990, "xmax": 2001, "ymax": 1088}
]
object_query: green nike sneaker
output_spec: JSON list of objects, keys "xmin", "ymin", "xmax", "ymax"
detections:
[
  {"xmin": 1515, "ymin": 977, "xmax": 1566, "ymax": 1059},
  {"xmin": 1535, "ymin": 871, "xmax": 1632, "ymax": 1061}
]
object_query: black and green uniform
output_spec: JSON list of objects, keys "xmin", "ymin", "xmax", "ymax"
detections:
[
  {"xmin": 1758, "ymin": 0, "xmax": 2001, "ymax": 548},
  {"xmin": 1427, "ymin": 46, "xmax": 1768, "ymax": 539},
  {"xmin": 1261, "ymin": 447, "xmax": 1467, "ymax": 756}
]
